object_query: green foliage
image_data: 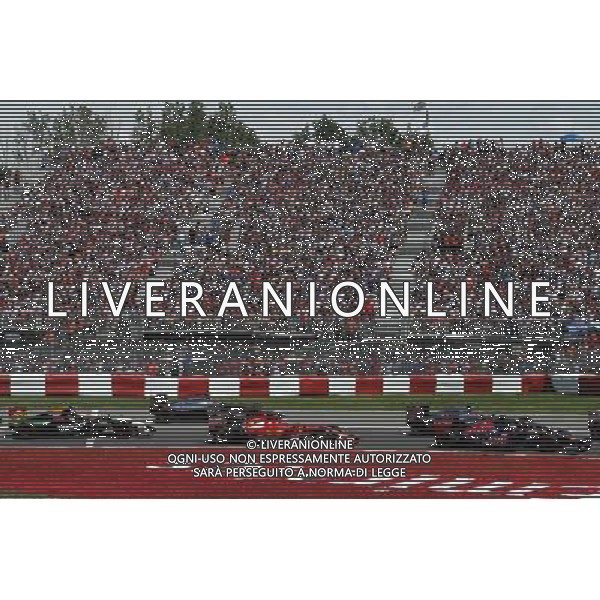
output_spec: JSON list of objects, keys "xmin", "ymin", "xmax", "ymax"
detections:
[
  {"xmin": 291, "ymin": 114, "xmax": 434, "ymax": 152},
  {"xmin": 26, "ymin": 112, "xmax": 53, "ymax": 151},
  {"xmin": 187, "ymin": 101, "xmax": 207, "ymax": 141},
  {"xmin": 205, "ymin": 102, "xmax": 259, "ymax": 146},
  {"xmin": 132, "ymin": 108, "xmax": 159, "ymax": 145},
  {"xmin": 357, "ymin": 117, "xmax": 402, "ymax": 146},
  {"xmin": 134, "ymin": 101, "xmax": 259, "ymax": 147},
  {"xmin": 22, "ymin": 104, "xmax": 433, "ymax": 156},
  {"xmin": 312, "ymin": 115, "xmax": 349, "ymax": 143},
  {"xmin": 292, "ymin": 115, "xmax": 350, "ymax": 145},
  {"xmin": 159, "ymin": 101, "xmax": 188, "ymax": 141},
  {"xmin": 25, "ymin": 105, "xmax": 112, "ymax": 155},
  {"xmin": 357, "ymin": 117, "xmax": 433, "ymax": 150}
]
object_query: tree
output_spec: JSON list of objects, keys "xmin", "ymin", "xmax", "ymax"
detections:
[
  {"xmin": 52, "ymin": 105, "xmax": 111, "ymax": 150},
  {"xmin": 132, "ymin": 108, "xmax": 159, "ymax": 145},
  {"xmin": 356, "ymin": 116, "xmax": 433, "ymax": 151},
  {"xmin": 186, "ymin": 101, "xmax": 207, "ymax": 141},
  {"xmin": 205, "ymin": 102, "xmax": 259, "ymax": 147},
  {"xmin": 25, "ymin": 112, "xmax": 53, "ymax": 151},
  {"xmin": 159, "ymin": 101, "xmax": 188, "ymax": 142},
  {"xmin": 291, "ymin": 115, "xmax": 349, "ymax": 145},
  {"xmin": 356, "ymin": 117, "xmax": 402, "ymax": 147},
  {"xmin": 312, "ymin": 115, "xmax": 349, "ymax": 144},
  {"xmin": 134, "ymin": 101, "xmax": 258, "ymax": 147},
  {"xmin": 24, "ymin": 105, "xmax": 112, "ymax": 156}
]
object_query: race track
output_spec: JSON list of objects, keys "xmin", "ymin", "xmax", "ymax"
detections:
[
  {"xmin": 1, "ymin": 408, "xmax": 599, "ymax": 498},
  {"xmin": 0, "ymin": 408, "xmax": 597, "ymax": 453}
]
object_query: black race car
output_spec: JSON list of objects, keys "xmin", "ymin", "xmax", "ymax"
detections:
[
  {"xmin": 406, "ymin": 404, "xmax": 473, "ymax": 435},
  {"xmin": 293, "ymin": 424, "xmax": 359, "ymax": 446},
  {"xmin": 432, "ymin": 412, "xmax": 590, "ymax": 454},
  {"xmin": 9, "ymin": 407, "xmax": 156, "ymax": 439},
  {"xmin": 88, "ymin": 415, "xmax": 156, "ymax": 438},
  {"xmin": 516, "ymin": 422, "xmax": 590, "ymax": 454},
  {"xmin": 588, "ymin": 411, "xmax": 600, "ymax": 440},
  {"xmin": 150, "ymin": 394, "xmax": 224, "ymax": 423},
  {"xmin": 9, "ymin": 407, "xmax": 91, "ymax": 438}
]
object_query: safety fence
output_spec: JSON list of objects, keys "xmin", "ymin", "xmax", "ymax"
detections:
[{"xmin": 0, "ymin": 374, "xmax": 596, "ymax": 396}]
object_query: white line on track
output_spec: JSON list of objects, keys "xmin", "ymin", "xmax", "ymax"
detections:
[
  {"xmin": 507, "ymin": 484, "xmax": 551, "ymax": 496},
  {"xmin": 467, "ymin": 481, "xmax": 513, "ymax": 493},
  {"xmin": 563, "ymin": 485, "xmax": 600, "ymax": 488},
  {"xmin": 387, "ymin": 475, "xmax": 441, "ymax": 489},
  {"xmin": 561, "ymin": 493, "xmax": 600, "ymax": 497},
  {"xmin": 85, "ymin": 410, "xmax": 100, "ymax": 447},
  {"xmin": 429, "ymin": 477, "xmax": 476, "ymax": 491}
]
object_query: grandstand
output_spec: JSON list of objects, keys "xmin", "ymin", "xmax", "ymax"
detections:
[
  {"xmin": 0, "ymin": 139, "xmax": 430, "ymax": 374},
  {"xmin": 407, "ymin": 140, "xmax": 600, "ymax": 373},
  {"xmin": 0, "ymin": 104, "xmax": 599, "ymax": 376}
]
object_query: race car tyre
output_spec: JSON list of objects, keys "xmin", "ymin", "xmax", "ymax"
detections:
[
  {"xmin": 136, "ymin": 426, "xmax": 155, "ymax": 436},
  {"xmin": 537, "ymin": 444, "xmax": 554, "ymax": 453},
  {"xmin": 296, "ymin": 435, "xmax": 321, "ymax": 442},
  {"xmin": 408, "ymin": 426, "xmax": 429, "ymax": 436}
]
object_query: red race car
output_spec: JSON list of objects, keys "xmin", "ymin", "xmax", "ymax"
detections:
[{"xmin": 207, "ymin": 405, "xmax": 358, "ymax": 446}]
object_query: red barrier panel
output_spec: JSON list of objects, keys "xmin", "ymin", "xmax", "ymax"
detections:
[
  {"xmin": 46, "ymin": 375, "xmax": 79, "ymax": 397},
  {"xmin": 178, "ymin": 377, "xmax": 209, "ymax": 398},
  {"xmin": 299, "ymin": 376, "xmax": 329, "ymax": 396},
  {"xmin": 579, "ymin": 375, "xmax": 600, "ymax": 396},
  {"xmin": 111, "ymin": 375, "xmax": 145, "ymax": 397},
  {"xmin": 0, "ymin": 374, "xmax": 587, "ymax": 397},
  {"xmin": 410, "ymin": 375, "xmax": 436, "ymax": 394},
  {"xmin": 523, "ymin": 374, "xmax": 552, "ymax": 393},
  {"xmin": 356, "ymin": 376, "xmax": 383, "ymax": 396},
  {"xmin": 240, "ymin": 377, "xmax": 270, "ymax": 397},
  {"xmin": 0, "ymin": 374, "xmax": 10, "ymax": 395},
  {"xmin": 464, "ymin": 375, "xmax": 493, "ymax": 394}
]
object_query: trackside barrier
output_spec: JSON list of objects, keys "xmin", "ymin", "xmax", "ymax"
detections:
[{"xmin": 0, "ymin": 374, "xmax": 588, "ymax": 396}]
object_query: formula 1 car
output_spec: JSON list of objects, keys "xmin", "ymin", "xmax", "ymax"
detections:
[
  {"xmin": 149, "ymin": 394, "xmax": 224, "ymax": 423},
  {"xmin": 207, "ymin": 406, "xmax": 285, "ymax": 443},
  {"xmin": 432, "ymin": 411, "xmax": 590, "ymax": 454},
  {"xmin": 588, "ymin": 411, "xmax": 600, "ymax": 440},
  {"xmin": 9, "ymin": 407, "xmax": 91, "ymax": 438},
  {"xmin": 207, "ymin": 405, "xmax": 359, "ymax": 446},
  {"xmin": 289, "ymin": 424, "xmax": 358, "ymax": 444},
  {"xmin": 87, "ymin": 415, "xmax": 156, "ymax": 438},
  {"xmin": 8, "ymin": 406, "xmax": 156, "ymax": 439},
  {"xmin": 406, "ymin": 404, "xmax": 473, "ymax": 435}
]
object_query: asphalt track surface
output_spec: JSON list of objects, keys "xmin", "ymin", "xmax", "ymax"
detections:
[
  {"xmin": 0, "ymin": 408, "xmax": 597, "ymax": 453},
  {"xmin": 2, "ymin": 408, "xmax": 599, "ymax": 498}
]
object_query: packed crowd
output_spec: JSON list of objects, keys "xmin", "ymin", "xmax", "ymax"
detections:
[
  {"xmin": 167, "ymin": 145, "xmax": 426, "ymax": 325},
  {"xmin": 1, "ymin": 136, "xmax": 599, "ymax": 374},
  {"xmin": 0, "ymin": 139, "xmax": 429, "ymax": 374},
  {"xmin": 406, "ymin": 139, "xmax": 600, "ymax": 373}
]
